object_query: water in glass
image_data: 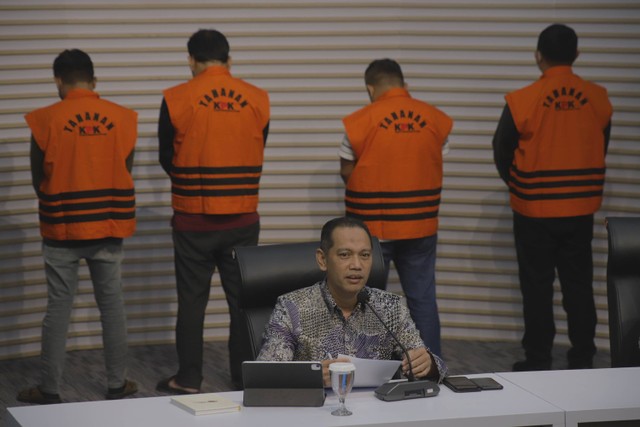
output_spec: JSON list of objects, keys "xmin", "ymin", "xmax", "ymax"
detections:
[{"xmin": 330, "ymin": 362, "xmax": 355, "ymax": 416}]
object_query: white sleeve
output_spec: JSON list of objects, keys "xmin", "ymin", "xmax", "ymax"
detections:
[
  {"xmin": 338, "ymin": 133, "xmax": 355, "ymax": 161},
  {"xmin": 442, "ymin": 138, "xmax": 450, "ymax": 156}
]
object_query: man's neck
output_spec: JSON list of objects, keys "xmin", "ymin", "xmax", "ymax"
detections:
[
  {"xmin": 192, "ymin": 61, "xmax": 227, "ymax": 76},
  {"xmin": 59, "ymin": 81, "xmax": 94, "ymax": 99},
  {"xmin": 370, "ymin": 84, "xmax": 403, "ymax": 102}
]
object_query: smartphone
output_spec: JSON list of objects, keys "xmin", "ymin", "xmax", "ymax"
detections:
[
  {"xmin": 443, "ymin": 376, "xmax": 481, "ymax": 393},
  {"xmin": 470, "ymin": 377, "xmax": 503, "ymax": 390}
]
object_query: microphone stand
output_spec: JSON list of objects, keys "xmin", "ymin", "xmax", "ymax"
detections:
[{"xmin": 357, "ymin": 290, "xmax": 440, "ymax": 401}]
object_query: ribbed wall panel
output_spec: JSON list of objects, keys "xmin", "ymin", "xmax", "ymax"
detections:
[{"xmin": 0, "ymin": 0, "xmax": 638, "ymax": 360}]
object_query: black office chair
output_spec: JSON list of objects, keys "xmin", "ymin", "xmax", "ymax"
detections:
[
  {"xmin": 234, "ymin": 237, "xmax": 387, "ymax": 360},
  {"xmin": 605, "ymin": 216, "xmax": 640, "ymax": 367}
]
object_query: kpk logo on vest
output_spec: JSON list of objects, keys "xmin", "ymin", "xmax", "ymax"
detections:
[
  {"xmin": 542, "ymin": 86, "xmax": 589, "ymax": 111},
  {"xmin": 197, "ymin": 87, "xmax": 249, "ymax": 112},
  {"xmin": 62, "ymin": 111, "xmax": 114, "ymax": 136},
  {"xmin": 378, "ymin": 109, "xmax": 428, "ymax": 133}
]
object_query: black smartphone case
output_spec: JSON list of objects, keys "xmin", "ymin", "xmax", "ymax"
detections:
[{"xmin": 443, "ymin": 376, "xmax": 481, "ymax": 393}]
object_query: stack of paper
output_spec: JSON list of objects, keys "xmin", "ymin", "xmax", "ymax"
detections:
[
  {"xmin": 171, "ymin": 393, "xmax": 241, "ymax": 415},
  {"xmin": 337, "ymin": 354, "xmax": 402, "ymax": 387}
]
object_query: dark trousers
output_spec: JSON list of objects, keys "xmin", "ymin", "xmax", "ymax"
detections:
[
  {"xmin": 513, "ymin": 212, "xmax": 597, "ymax": 364},
  {"xmin": 172, "ymin": 222, "xmax": 259, "ymax": 389}
]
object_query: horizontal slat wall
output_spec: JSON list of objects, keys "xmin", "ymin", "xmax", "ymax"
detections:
[{"xmin": 0, "ymin": 0, "xmax": 639, "ymax": 360}]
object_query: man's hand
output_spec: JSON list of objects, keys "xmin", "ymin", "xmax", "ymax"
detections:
[
  {"xmin": 402, "ymin": 347, "xmax": 433, "ymax": 379},
  {"xmin": 321, "ymin": 357, "xmax": 350, "ymax": 387}
]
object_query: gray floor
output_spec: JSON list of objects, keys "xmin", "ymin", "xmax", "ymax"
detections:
[{"xmin": 1, "ymin": 339, "xmax": 611, "ymax": 424}]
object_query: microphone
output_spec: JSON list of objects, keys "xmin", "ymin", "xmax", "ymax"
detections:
[
  {"xmin": 357, "ymin": 288, "xmax": 440, "ymax": 402},
  {"xmin": 357, "ymin": 289, "xmax": 416, "ymax": 381}
]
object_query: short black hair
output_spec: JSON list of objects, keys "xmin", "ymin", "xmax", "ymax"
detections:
[
  {"xmin": 537, "ymin": 24, "xmax": 578, "ymax": 65},
  {"xmin": 364, "ymin": 58, "xmax": 404, "ymax": 87},
  {"xmin": 320, "ymin": 216, "xmax": 372, "ymax": 254},
  {"xmin": 53, "ymin": 49, "xmax": 94, "ymax": 85},
  {"xmin": 187, "ymin": 29, "xmax": 230, "ymax": 63}
]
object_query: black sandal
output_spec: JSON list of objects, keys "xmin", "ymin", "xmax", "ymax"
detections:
[
  {"xmin": 106, "ymin": 379, "xmax": 138, "ymax": 400},
  {"xmin": 156, "ymin": 376, "xmax": 199, "ymax": 395}
]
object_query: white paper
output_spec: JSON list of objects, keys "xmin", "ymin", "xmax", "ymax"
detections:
[{"xmin": 337, "ymin": 354, "xmax": 401, "ymax": 388}]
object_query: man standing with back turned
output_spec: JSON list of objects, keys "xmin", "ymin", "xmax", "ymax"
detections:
[
  {"xmin": 156, "ymin": 29, "xmax": 270, "ymax": 393},
  {"xmin": 18, "ymin": 49, "xmax": 138, "ymax": 404},
  {"xmin": 339, "ymin": 59, "xmax": 452, "ymax": 357},
  {"xmin": 493, "ymin": 24, "xmax": 612, "ymax": 371}
]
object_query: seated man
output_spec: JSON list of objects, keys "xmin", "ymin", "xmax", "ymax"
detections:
[{"xmin": 257, "ymin": 216, "xmax": 447, "ymax": 385}]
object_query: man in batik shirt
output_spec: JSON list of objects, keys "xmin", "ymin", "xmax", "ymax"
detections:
[{"xmin": 257, "ymin": 217, "xmax": 447, "ymax": 385}]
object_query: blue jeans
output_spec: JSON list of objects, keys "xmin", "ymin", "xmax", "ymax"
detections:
[
  {"xmin": 381, "ymin": 234, "xmax": 441, "ymax": 357},
  {"xmin": 40, "ymin": 240, "xmax": 128, "ymax": 394}
]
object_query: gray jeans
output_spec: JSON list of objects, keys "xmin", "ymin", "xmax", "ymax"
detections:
[{"xmin": 40, "ymin": 240, "xmax": 128, "ymax": 394}]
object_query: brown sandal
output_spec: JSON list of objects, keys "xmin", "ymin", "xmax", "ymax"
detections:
[{"xmin": 17, "ymin": 387, "xmax": 62, "ymax": 404}]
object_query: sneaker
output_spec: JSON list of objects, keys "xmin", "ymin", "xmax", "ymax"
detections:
[
  {"xmin": 512, "ymin": 359, "xmax": 551, "ymax": 372},
  {"xmin": 17, "ymin": 387, "xmax": 62, "ymax": 405},
  {"xmin": 106, "ymin": 379, "xmax": 138, "ymax": 400}
]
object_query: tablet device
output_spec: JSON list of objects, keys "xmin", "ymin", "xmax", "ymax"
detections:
[{"xmin": 242, "ymin": 361, "xmax": 326, "ymax": 407}]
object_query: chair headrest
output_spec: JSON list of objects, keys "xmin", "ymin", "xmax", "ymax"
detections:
[{"xmin": 234, "ymin": 238, "xmax": 386, "ymax": 309}]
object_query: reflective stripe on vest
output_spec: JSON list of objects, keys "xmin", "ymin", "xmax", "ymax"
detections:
[
  {"xmin": 171, "ymin": 165, "xmax": 261, "ymax": 198},
  {"xmin": 38, "ymin": 188, "xmax": 135, "ymax": 224}
]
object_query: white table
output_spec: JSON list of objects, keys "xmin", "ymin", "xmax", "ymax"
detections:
[
  {"xmin": 7, "ymin": 373, "xmax": 564, "ymax": 427},
  {"xmin": 497, "ymin": 367, "xmax": 640, "ymax": 427}
]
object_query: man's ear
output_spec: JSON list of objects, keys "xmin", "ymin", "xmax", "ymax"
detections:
[
  {"xmin": 91, "ymin": 77, "xmax": 97, "ymax": 90},
  {"xmin": 366, "ymin": 84, "xmax": 375, "ymax": 102},
  {"xmin": 226, "ymin": 56, "xmax": 232, "ymax": 70},
  {"xmin": 534, "ymin": 50, "xmax": 542, "ymax": 65},
  {"xmin": 54, "ymin": 77, "xmax": 65, "ymax": 99},
  {"xmin": 316, "ymin": 248, "xmax": 328, "ymax": 271}
]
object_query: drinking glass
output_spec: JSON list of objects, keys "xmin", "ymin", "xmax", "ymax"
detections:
[{"xmin": 330, "ymin": 362, "xmax": 356, "ymax": 416}]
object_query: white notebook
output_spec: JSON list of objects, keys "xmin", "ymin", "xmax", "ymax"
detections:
[{"xmin": 171, "ymin": 393, "xmax": 240, "ymax": 416}]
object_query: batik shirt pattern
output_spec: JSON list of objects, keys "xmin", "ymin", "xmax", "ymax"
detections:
[{"xmin": 257, "ymin": 281, "xmax": 447, "ymax": 380}]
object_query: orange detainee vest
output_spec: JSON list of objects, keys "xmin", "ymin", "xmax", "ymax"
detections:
[
  {"xmin": 506, "ymin": 66, "xmax": 612, "ymax": 218},
  {"xmin": 343, "ymin": 88, "xmax": 452, "ymax": 240},
  {"xmin": 164, "ymin": 66, "xmax": 270, "ymax": 215},
  {"xmin": 25, "ymin": 89, "xmax": 137, "ymax": 240}
]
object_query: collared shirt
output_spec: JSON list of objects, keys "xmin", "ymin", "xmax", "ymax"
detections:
[{"xmin": 257, "ymin": 281, "xmax": 447, "ymax": 381}]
